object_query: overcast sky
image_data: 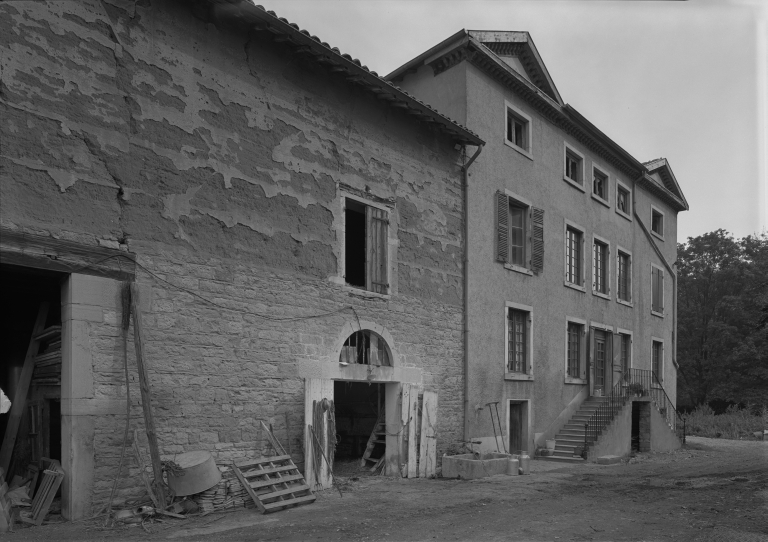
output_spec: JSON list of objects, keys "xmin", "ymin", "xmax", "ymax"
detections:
[{"xmin": 259, "ymin": 0, "xmax": 767, "ymax": 242}]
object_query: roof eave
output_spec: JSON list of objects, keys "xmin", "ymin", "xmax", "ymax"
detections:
[{"xmin": 385, "ymin": 29, "xmax": 469, "ymax": 81}]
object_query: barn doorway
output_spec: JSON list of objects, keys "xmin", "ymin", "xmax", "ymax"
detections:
[
  {"xmin": 333, "ymin": 381, "xmax": 385, "ymax": 476},
  {"xmin": 508, "ymin": 400, "xmax": 529, "ymax": 455},
  {"xmin": 0, "ymin": 265, "xmax": 65, "ymax": 483}
]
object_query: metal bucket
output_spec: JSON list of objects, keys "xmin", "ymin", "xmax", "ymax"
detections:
[
  {"xmin": 506, "ymin": 458, "xmax": 519, "ymax": 476},
  {"xmin": 166, "ymin": 451, "xmax": 221, "ymax": 497},
  {"xmin": 518, "ymin": 451, "xmax": 530, "ymax": 475}
]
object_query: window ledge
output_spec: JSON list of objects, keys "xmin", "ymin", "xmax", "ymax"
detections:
[
  {"xmin": 565, "ymin": 377, "xmax": 586, "ymax": 385},
  {"xmin": 504, "ymin": 139, "xmax": 533, "ymax": 161},
  {"xmin": 564, "ymin": 281, "xmax": 586, "ymax": 293},
  {"xmin": 344, "ymin": 285, "xmax": 391, "ymax": 300},
  {"xmin": 591, "ymin": 193, "xmax": 610, "ymax": 208},
  {"xmin": 616, "ymin": 208, "xmax": 632, "ymax": 221},
  {"xmin": 651, "ymin": 230, "xmax": 664, "ymax": 241},
  {"xmin": 617, "ymin": 298, "xmax": 633, "ymax": 308},
  {"xmin": 563, "ymin": 176, "xmax": 586, "ymax": 193},
  {"xmin": 592, "ymin": 290, "xmax": 611, "ymax": 300},
  {"xmin": 505, "ymin": 372, "xmax": 534, "ymax": 381},
  {"xmin": 651, "ymin": 309, "xmax": 664, "ymax": 318},
  {"xmin": 504, "ymin": 263, "xmax": 533, "ymax": 276}
]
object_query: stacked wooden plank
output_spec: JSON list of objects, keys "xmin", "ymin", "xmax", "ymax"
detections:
[
  {"xmin": 32, "ymin": 326, "xmax": 61, "ymax": 386},
  {"xmin": 232, "ymin": 455, "xmax": 315, "ymax": 514}
]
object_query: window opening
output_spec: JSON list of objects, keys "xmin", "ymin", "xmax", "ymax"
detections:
[
  {"xmin": 617, "ymin": 185, "xmax": 630, "ymax": 213},
  {"xmin": 506, "ymin": 110, "xmax": 528, "ymax": 149},
  {"xmin": 340, "ymin": 330, "xmax": 391, "ymax": 367},
  {"xmin": 652, "ymin": 340, "xmax": 663, "ymax": 379},
  {"xmin": 507, "ymin": 309, "xmax": 527, "ymax": 373},
  {"xmin": 565, "ymin": 227, "xmax": 582, "ymax": 285},
  {"xmin": 509, "ymin": 204, "xmax": 526, "ymax": 267},
  {"xmin": 593, "ymin": 169, "xmax": 607, "ymax": 200},
  {"xmin": 618, "ymin": 251, "xmax": 631, "ymax": 302},
  {"xmin": 620, "ymin": 334, "xmax": 631, "ymax": 374},
  {"xmin": 593, "ymin": 240, "xmax": 608, "ymax": 294},
  {"xmin": 594, "ymin": 330, "xmax": 606, "ymax": 388},
  {"xmin": 565, "ymin": 150, "xmax": 582, "ymax": 185},
  {"xmin": 651, "ymin": 209, "xmax": 664, "ymax": 236},
  {"xmin": 567, "ymin": 322, "xmax": 582, "ymax": 378},
  {"xmin": 344, "ymin": 199, "xmax": 388, "ymax": 294}
]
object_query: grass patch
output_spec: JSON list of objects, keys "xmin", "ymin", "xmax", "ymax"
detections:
[{"xmin": 685, "ymin": 404, "xmax": 766, "ymax": 440}]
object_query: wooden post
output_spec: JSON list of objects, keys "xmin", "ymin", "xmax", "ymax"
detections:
[
  {"xmin": 0, "ymin": 302, "xmax": 49, "ymax": 474},
  {"xmin": 130, "ymin": 284, "xmax": 166, "ymax": 507}
]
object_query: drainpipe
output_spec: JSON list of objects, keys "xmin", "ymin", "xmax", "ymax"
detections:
[
  {"xmin": 461, "ymin": 144, "xmax": 483, "ymax": 443},
  {"xmin": 631, "ymin": 173, "xmax": 678, "ymax": 374}
]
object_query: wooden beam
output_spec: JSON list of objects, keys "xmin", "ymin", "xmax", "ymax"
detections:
[
  {"xmin": 0, "ymin": 228, "xmax": 134, "ymax": 281},
  {"xmin": 0, "ymin": 302, "xmax": 49, "ymax": 474},
  {"xmin": 130, "ymin": 284, "xmax": 166, "ymax": 507}
]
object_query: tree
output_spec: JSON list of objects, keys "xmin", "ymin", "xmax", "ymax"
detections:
[{"xmin": 677, "ymin": 230, "xmax": 768, "ymax": 409}]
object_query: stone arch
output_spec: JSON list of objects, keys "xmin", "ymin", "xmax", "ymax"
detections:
[{"xmin": 331, "ymin": 320, "xmax": 398, "ymax": 368}]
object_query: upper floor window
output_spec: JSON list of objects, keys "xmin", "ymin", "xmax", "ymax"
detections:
[
  {"xmin": 616, "ymin": 181, "xmax": 631, "ymax": 220},
  {"xmin": 563, "ymin": 144, "xmax": 584, "ymax": 190},
  {"xmin": 564, "ymin": 225, "xmax": 583, "ymax": 288},
  {"xmin": 504, "ymin": 101, "xmax": 532, "ymax": 159},
  {"xmin": 592, "ymin": 166, "xmax": 609, "ymax": 203},
  {"xmin": 340, "ymin": 330, "xmax": 391, "ymax": 366},
  {"xmin": 506, "ymin": 302, "xmax": 534, "ymax": 380},
  {"xmin": 651, "ymin": 264, "xmax": 664, "ymax": 316},
  {"xmin": 344, "ymin": 198, "xmax": 388, "ymax": 294},
  {"xmin": 592, "ymin": 238, "xmax": 609, "ymax": 296},
  {"xmin": 496, "ymin": 191, "xmax": 544, "ymax": 274},
  {"xmin": 617, "ymin": 249, "xmax": 632, "ymax": 304},
  {"xmin": 651, "ymin": 205, "xmax": 664, "ymax": 239}
]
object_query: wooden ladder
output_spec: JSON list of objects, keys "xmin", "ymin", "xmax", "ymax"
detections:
[
  {"xmin": 360, "ymin": 410, "xmax": 386, "ymax": 471},
  {"xmin": 232, "ymin": 455, "xmax": 315, "ymax": 514}
]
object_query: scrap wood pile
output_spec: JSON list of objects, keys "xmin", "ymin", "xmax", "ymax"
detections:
[{"xmin": 0, "ymin": 459, "xmax": 65, "ymax": 533}]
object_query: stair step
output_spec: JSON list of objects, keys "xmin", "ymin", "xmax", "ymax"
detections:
[
  {"xmin": 555, "ymin": 439, "xmax": 583, "ymax": 446},
  {"xmin": 553, "ymin": 450, "xmax": 580, "ymax": 458},
  {"xmin": 539, "ymin": 455, "xmax": 585, "ymax": 463}
]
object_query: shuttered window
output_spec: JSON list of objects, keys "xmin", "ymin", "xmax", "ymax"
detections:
[
  {"xmin": 507, "ymin": 309, "xmax": 528, "ymax": 373},
  {"xmin": 344, "ymin": 198, "xmax": 388, "ymax": 294},
  {"xmin": 651, "ymin": 265, "xmax": 664, "ymax": 314},
  {"xmin": 496, "ymin": 192, "xmax": 544, "ymax": 274}
]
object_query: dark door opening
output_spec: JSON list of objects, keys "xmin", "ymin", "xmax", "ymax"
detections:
[
  {"xmin": 631, "ymin": 402, "xmax": 650, "ymax": 453},
  {"xmin": 509, "ymin": 402, "xmax": 524, "ymax": 455},
  {"xmin": 333, "ymin": 381, "xmax": 384, "ymax": 476},
  {"xmin": 344, "ymin": 199, "xmax": 366, "ymax": 288},
  {"xmin": 0, "ymin": 264, "xmax": 64, "ymax": 480}
]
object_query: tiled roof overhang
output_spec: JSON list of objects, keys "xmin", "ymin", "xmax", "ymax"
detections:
[
  {"xmin": 388, "ymin": 33, "xmax": 688, "ymax": 213},
  {"xmin": 204, "ymin": 1, "xmax": 484, "ymax": 147}
]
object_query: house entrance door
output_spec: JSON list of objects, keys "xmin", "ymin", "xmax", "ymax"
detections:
[{"xmin": 509, "ymin": 402, "xmax": 523, "ymax": 454}]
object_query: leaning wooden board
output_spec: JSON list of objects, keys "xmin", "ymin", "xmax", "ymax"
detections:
[
  {"xmin": 232, "ymin": 455, "xmax": 315, "ymax": 514},
  {"xmin": 20, "ymin": 459, "xmax": 64, "ymax": 526}
]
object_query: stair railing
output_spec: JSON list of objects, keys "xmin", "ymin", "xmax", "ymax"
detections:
[
  {"xmin": 583, "ymin": 379, "xmax": 629, "ymax": 451},
  {"xmin": 650, "ymin": 371, "xmax": 686, "ymax": 444}
]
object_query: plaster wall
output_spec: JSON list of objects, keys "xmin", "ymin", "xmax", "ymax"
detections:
[
  {"xmin": 649, "ymin": 400, "xmax": 682, "ymax": 452},
  {"xmin": 397, "ymin": 59, "xmax": 680, "ymax": 453},
  {"xmin": 586, "ymin": 400, "xmax": 632, "ymax": 461},
  {"xmin": 1, "ymin": 0, "xmax": 466, "ymax": 514}
]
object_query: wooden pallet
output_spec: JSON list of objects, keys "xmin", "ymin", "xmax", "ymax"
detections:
[
  {"xmin": 20, "ymin": 459, "xmax": 64, "ymax": 526},
  {"xmin": 232, "ymin": 455, "xmax": 315, "ymax": 514}
]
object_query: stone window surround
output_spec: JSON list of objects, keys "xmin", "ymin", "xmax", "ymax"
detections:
[
  {"xmin": 651, "ymin": 262, "xmax": 665, "ymax": 318},
  {"xmin": 650, "ymin": 204, "xmax": 665, "ymax": 241},
  {"xmin": 591, "ymin": 233, "xmax": 611, "ymax": 300},
  {"xmin": 563, "ymin": 218, "xmax": 586, "ymax": 293},
  {"xmin": 504, "ymin": 100, "xmax": 533, "ymax": 161},
  {"xmin": 504, "ymin": 301, "xmax": 534, "ymax": 381},
  {"xmin": 335, "ymin": 190, "xmax": 396, "ymax": 300},
  {"xmin": 615, "ymin": 178, "xmax": 632, "ymax": 221},
  {"xmin": 616, "ymin": 245, "xmax": 633, "ymax": 307},
  {"xmin": 563, "ymin": 142, "xmax": 586, "ymax": 192},
  {"xmin": 591, "ymin": 163, "xmax": 611, "ymax": 208},
  {"xmin": 564, "ymin": 315, "xmax": 587, "ymax": 384}
]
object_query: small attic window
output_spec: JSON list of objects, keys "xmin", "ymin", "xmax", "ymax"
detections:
[
  {"xmin": 651, "ymin": 206, "xmax": 664, "ymax": 239},
  {"xmin": 504, "ymin": 102, "xmax": 532, "ymax": 159}
]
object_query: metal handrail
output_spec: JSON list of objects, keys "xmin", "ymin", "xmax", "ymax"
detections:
[{"xmin": 583, "ymin": 369, "xmax": 686, "ymax": 457}]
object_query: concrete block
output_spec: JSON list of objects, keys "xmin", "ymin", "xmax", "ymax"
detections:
[{"xmin": 597, "ymin": 455, "xmax": 623, "ymax": 465}]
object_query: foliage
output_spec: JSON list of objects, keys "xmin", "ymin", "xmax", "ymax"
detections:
[
  {"xmin": 684, "ymin": 404, "xmax": 766, "ymax": 440},
  {"xmin": 677, "ymin": 230, "xmax": 768, "ymax": 408}
]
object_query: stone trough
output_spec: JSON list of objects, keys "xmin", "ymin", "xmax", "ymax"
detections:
[{"xmin": 441, "ymin": 453, "xmax": 513, "ymax": 479}]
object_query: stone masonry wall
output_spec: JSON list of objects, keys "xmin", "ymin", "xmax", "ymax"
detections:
[{"xmin": 1, "ymin": 0, "xmax": 466, "ymax": 510}]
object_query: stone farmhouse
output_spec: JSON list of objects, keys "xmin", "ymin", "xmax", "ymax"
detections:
[
  {"xmin": 387, "ymin": 30, "xmax": 689, "ymax": 462},
  {"xmin": 0, "ymin": 1, "xmax": 483, "ymax": 519}
]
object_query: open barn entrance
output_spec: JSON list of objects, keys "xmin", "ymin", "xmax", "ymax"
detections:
[
  {"xmin": 333, "ymin": 381, "xmax": 385, "ymax": 476},
  {"xmin": 0, "ymin": 264, "xmax": 65, "ymax": 487}
]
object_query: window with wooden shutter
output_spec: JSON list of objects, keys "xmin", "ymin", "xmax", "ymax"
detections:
[
  {"xmin": 345, "ymin": 198, "xmax": 389, "ymax": 294},
  {"xmin": 496, "ymin": 192, "xmax": 509, "ymax": 263},
  {"xmin": 531, "ymin": 208, "xmax": 544, "ymax": 273}
]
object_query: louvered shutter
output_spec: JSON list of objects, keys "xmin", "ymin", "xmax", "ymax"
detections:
[
  {"xmin": 367, "ymin": 206, "xmax": 388, "ymax": 294},
  {"xmin": 496, "ymin": 192, "xmax": 508, "ymax": 263},
  {"xmin": 531, "ymin": 207, "xmax": 544, "ymax": 273}
]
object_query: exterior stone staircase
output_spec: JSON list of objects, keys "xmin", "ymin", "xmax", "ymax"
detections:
[{"xmin": 540, "ymin": 396, "xmax": 610, "ymax": 463}]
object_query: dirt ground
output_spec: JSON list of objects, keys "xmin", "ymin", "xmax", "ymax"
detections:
[{"xmin": 6, "ymin": 437, "xmax": 767, "ymax": 542}]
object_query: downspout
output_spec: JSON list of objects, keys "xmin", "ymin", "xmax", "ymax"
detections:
[
  {"xmin": 631, "ymin": 174, "xmax": 678, "ymax": 372},
  {"xmin": 461, "ymin": 144, "xmax": 483, "ymax": 442}
]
